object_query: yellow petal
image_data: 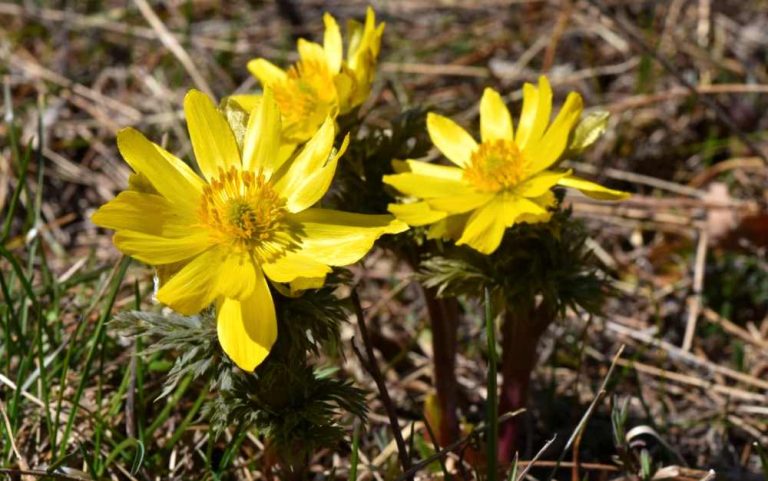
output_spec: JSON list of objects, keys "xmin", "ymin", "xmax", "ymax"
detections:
[
  {"xmin": 242, "ymin": 87, "xmax": 282, "ymax": 176},
  {"xmin": 456, "ymin": 193, "xmax": 554, "ymax": 253},
  {"xmin": 228, "ymin": 94, "xmax": 261, "ymax": 113},
  {"xmin": 557, "ymin": 175, "xmax": 631, "ymax": 200},
  {"xmin": 92, "ymin": 191, "xmax": 192, "ymax": 237},
  {"xmin": 215, "ymin": 252, "xmax": 258, "ymax": 299},
  {"xmin": 346, "ymin": 18, "xmax": 364, "ymax": 65},
  {"xmin": 247, "ymin": 58, "xmax": 287, "ymax": 86},
  {"xmin": 480, "ymin": 88, "xmax": 514, "ymax": 142},
  {"xmin": 117, "ymin": 128, "xmax": 203, "ymax": 213},
  {"xmin": 517, "ymin": 169, "xmax": 572, "ymax": 198},
  {"xmin": 347, "ymin": 7, "xmax": 381, "ymax": 66},
  {"xmin": 297, "ymin": 39, "xmax": 328, "ymax": 65},
  {"xmin": 388, "ymin": 202, "xmax": 447, "ymax": 226},
  {"xmin": 515, "ymin": 76, "xmax": 553, "ymax": 149},
  {"xmin": 278, "ymin": 142, "xmax": 298, "ymax": 163},
  {"xmin": 113, "ymin": 230, "xmax": 210, "ymax": 265},
  {"xmin": 292, "ymin": 209, "xmax": 408, "ymax": 265},
  {"xmin": 262, "ymin": 252, "xmax": 332, "ymax": 284},
  {"xmin": 427, "ymin": 113, "xmax": 478, "ymax": 168},
  {"xmin": 426, "ymin": 193, "xmax": 494, "ymax": 214},
  {"xmin": 391, "ymin": 159, "xmax": 464, "ymax": 181},
  {"xmin": 127, "ymin": 172, "xmax": 158, "ymax": 194},
  {"xmin": 323, "ymin": 13, "xmax": 343, "ymax": 73},
  {"xmin": 456, "ymin": 198, "xmax": 507, "ymax": 254},
  {"xmin": 525, "ymin": 92, "xmax": 583, "ymax": 173},
  {"xmin": 367, "ymin": 8, "xmax": 384, "ymax": 57},
  {"xmin": 500, "ymin": 195, "xmax": 549, "ymax": 227},
  {"xmin": 383, "ymin": 172, "xmax": 473, "ymax": 199},
  {"xmin": 427, "ymin": 213, "xmax": 470, "ymax": 241},
  {"xmin": 184, "ymin": 90, "xmax": 240, "ymax": 181},
  {"xmin": 275, "ymin": 119, "xmax": 345, "ymax": 212},
  {"xmin": 217, "ymin": 269, "xmax": 276, "ymax": 371},
  {"xmin": 289, "ymin": 276, "xmax": 326, "ymax": 293},
  {"xmin": 517, "ymin": 191, "xmax": 556, "ymax": 224},
  {"xmin": 156, "ymin": 248, "xmax": 222, "ymax": 314},
  {"xmin": 287, "ymin": 135, "xmax": 348, "ymax": 212},
  {"xmin": 334, "ymin": 71, "xmax": 355, "ymax": 114}
]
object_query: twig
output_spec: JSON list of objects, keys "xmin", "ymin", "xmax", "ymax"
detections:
[
  {"xmin": 544, "ymin": 345, "xmax": 625, "ymax": 481},
  {"xmin": 350, "ymin": 288, "xmax": 413, "ymax": 477},
  {"xmin": 563, "ymin": 161, "xmax": 706, "ymax": 198},
  {"xmin": 611, "ymin": 357, "xmax": 767, "ymax": 403},
  {"xmin": 605, "ymin": 319, "xmax": 768, "ymax": 391},
  {"xmin": 702, "ymin": 308, "xmax": 768, "ymax": 349},
  {"xmin": 584, "ymin": 0, "xmax": 768, "ymax": 164},
  {"xmin": 541, "ymin": 0, "xmax": 573, "ymax": 73},
  {"xmin": 0, "ymin": 468, "xmax": 92, "ymax": 481},
  {"xmin": 394, "ymin": 410, "xmax": 525, "ymax": 481},
  {"xmin": 699, "ymin": 469, "xmax": 717, "ymax": 481},
  {"xmin": 7, "ymin": 51, "xmax": 142, "ymax": 122},
  {"xmin": 516, "ymin": 436, "xmax": 556, "ymax": 481},
  {"xmin": 132, "ymin": 0, "xmax": 214, "ymax": 97},
  {"xmin": 514, "ymin": 460, "xmax": 619, "ymax": 471},
  {"xmin": 0, "ymin": 399, "xmax": 33, "ymax": 481},
  {"xmin": 682, "ymin": 229, "xmax": 708, "ymax": 351},
  {"xmin": 608, "ymin": 84, "xmax": 768, "ymax": 113},
  {"xmin": 688, "ymin": 156, "xmax": 767, "ymax": 187}
]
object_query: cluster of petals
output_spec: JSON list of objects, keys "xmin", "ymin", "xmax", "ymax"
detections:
[
  {"xmin": 93, "ymin": 89, "xmax": 406, "ymax": 371},
  {"xmin": 384, "ymin": 77, "xmax": 630, "ymax": 254},
  {"xmin": 232, "ymin": 7, "xmax": 384, "ymax": 144}
]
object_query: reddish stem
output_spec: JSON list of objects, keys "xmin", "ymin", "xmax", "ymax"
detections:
[
  {"xmin": 497, "ymin": 305, "xmax": 553, "ymax": 463},
  {"xmin": 423, "ymin": 287, "xmax": 461, "ymax": 445}
]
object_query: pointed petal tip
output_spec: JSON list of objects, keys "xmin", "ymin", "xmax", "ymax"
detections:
[
  {"xmin": 389, "ymin": 218, "xmax": 410, "ymax": 234},
  {"xmin": 183, "ymin": 88, "xmax": 209, "ymax": 107}
]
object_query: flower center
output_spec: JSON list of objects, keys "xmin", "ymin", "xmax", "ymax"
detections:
[
  {"xmin": 200, "ymin": 167, "xmax": 297, "ymax": 261},
  {"xmin": 273, "ymin": 59, "xmax": 337, "ymax": 136},
  {"xmin": 463, "ymin": 140, "xmax": 529, "ymax": 193}
]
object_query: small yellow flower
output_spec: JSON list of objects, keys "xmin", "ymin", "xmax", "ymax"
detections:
[
  {"xmin": 93, "ymin": 89, "xmax": 406, "ymax": 371},
  {"xmin": 232, "ymin": 7, "xmax": 384, "ymax": 143},
  {"xmin": 383, "ymin": 77, "xmax": 629, "ymax": 255}
]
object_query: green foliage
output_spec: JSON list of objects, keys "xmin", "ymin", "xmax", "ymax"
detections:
[
  {"xmin": 206, "ymin": 363, "xmax": 366, "ymax": 454},
  {"xmin": 276, "ymin": 270, "xmax": 352, "ymax": 358},
  {"xmin": 112, "ymin": 272, "xmax": 366, "ymax": 460},
  {"xmin": 419, "ymin": 206, "xmax": 608, "ymax": 321},
  {"xmin": 111, "ymin": 310, "xmax": 230, "ymax": 399},
  {"xmin": 329, "ymin": 107, "xmax": 432, "ymax": 216}
]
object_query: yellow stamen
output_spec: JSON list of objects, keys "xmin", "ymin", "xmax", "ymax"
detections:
[
  {"xmin": 463, "ymin": 140, "xmax": 529, "ymax": 193},
  {"xmin": 200, "ymin": 167, "xmax": 296, "ymax": 261},
  {"xmin": 273, "ymin": 59, "xmax": 336, "ymax": 128}
]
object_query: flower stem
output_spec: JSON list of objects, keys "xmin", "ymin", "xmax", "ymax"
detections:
[
  {"xmin": 423, "ymin": 287, "xmax": 460, "ymax": 445},
  {"xmin": 350, "ymin": 288, "xmax": 413, "ymax": 478},
  {"xmin": 497, "ymin": 305, "xmax": 552, "ymax": 463},
  {"xmin": 485, "ymin": 287, "xmax": 498, "ymax": 481}
]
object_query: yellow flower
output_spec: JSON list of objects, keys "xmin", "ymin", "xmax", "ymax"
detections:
[
  {"xmin": 383, "ymin": 77, "xmax": 629, "ymax": 255},
  {"xmin": 93, "ymin": 89, "xmax": 406, "ymax": 371},
  {"xmin": 232, "ymin": 7, "xmax": 384, "ymax": 143}
]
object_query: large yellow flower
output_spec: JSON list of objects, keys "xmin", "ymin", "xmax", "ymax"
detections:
[
  {"xmin": 383, "ymin": 77, "xmax": 629, "ymax": 255},
  {"xmin": 93, "ymin": 89, "xmax": 406, "ymax": 371},
  {"xmin": 233, "ymin": 7, "xmax": 384, "ymax": 143}
]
